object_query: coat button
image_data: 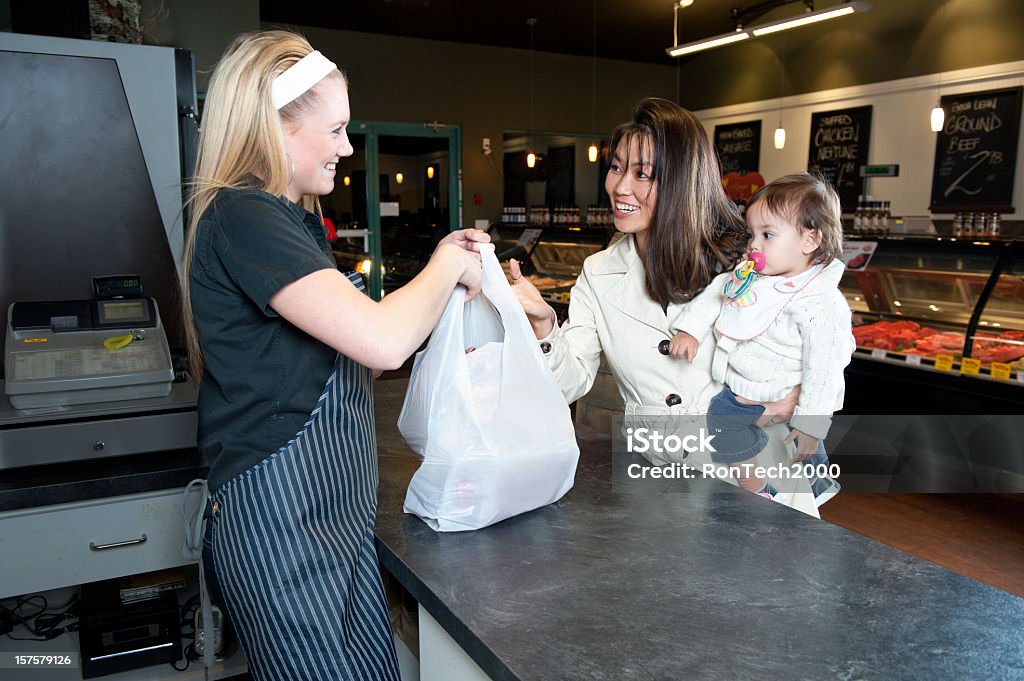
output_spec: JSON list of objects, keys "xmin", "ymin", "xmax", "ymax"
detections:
[
  {"xmin": 658, "ymin": 339, "xmax": 670, "ymax": 355},
  {"xmin": 665, "ymin": 393, "xmax": 682, "ymax": 406},
  {"xmin": 540, "ymin": 341, "xmax": 552, "ymax": 354}
]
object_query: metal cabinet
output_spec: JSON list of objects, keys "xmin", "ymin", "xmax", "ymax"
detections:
[{"xmin": 0, "ymin": 488, "xmax": 199, "ymax": 600}]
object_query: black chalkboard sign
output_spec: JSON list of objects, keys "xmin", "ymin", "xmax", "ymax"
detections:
[
  {"xmin": 807, "ymin": 105, "xmax": 872, "ymax": 212},
  {"xmin": 715, "ymin": 120, "xmax": 761, "ymax": 174},
  {"xmin": 930, "ymin": 87, "xmax": 1022, "ymax": 212}
]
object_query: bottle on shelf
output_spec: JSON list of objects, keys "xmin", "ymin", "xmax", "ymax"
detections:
[
  {"xmin": 952, "ymin": 212, "xmax": 963, "ymax": 237},
  {"xmin": 882, "ymin": 201, "xmax": 891, "ymax": 234},
  {"xmin": 990, "ymin": 211, "xmax": 1001, "ymax": 237},
  {"xmin": 853, "ymin": 195, "xmax": 864, "ymax": 232}
]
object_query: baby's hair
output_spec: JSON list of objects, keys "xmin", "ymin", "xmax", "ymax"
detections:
[{"xmin": 748, "ymin": 172, "xmax": 843, "ymax": 263}]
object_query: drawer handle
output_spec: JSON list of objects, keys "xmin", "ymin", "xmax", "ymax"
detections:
[{"xmin": 89, "ymin": 533, "xmax": 148, "ymax": 551}]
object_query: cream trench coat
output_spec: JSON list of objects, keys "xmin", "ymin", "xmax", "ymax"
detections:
[{"xmin": 538, "ymin": 234, "xmax": 820, "ymax": 517}]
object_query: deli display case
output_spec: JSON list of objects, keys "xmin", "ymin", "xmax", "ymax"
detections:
[
  {"xmin": 840, "ymin": 234, "xmax": 1024, "ymax": 413},
  {"xmin": 492, "ymin": 225, "xmax": 611, "ymax": 320}
]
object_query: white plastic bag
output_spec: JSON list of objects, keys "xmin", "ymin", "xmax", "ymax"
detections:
[{"xmin": 399, "ymin": 243, "xmax": 580, "ymax": 531}]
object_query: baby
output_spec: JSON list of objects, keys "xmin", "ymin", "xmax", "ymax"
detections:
[{"xmin": 669, "ymin": 173, "xmax": 855, "ymax": 506}]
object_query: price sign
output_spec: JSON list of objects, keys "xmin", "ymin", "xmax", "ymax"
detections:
[
  {"xmin": 961, "ymin": 357, "xmax": 981, "ymax": 375},
  {"xmin": 870, "ymin": 348, "xmax": 887, "ymax": 359},
  {"xmin": 935, "ymin": 354, "xmax": 955, "ymax": 372},
  {"xmin": 991, "ymin": 362, "xmax": 1012, "ymax": 380},
  {"xmin": 905, "ymin": 354, "xmax": 922, "ymax": 366},
  {"xmin": 930, "ymin": 87, "xmax": 1022, "ymax": 211},
  {"xmin": 808, "ymin": 105, "xmax": 872, "ymax": 212}
]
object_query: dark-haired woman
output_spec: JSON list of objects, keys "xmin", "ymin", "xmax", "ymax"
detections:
[{"xmin": 510, "ymin": 98, "xmax": 802, "ymax": 491}]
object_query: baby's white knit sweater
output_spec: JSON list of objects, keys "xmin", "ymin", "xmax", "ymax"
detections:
[{"xmin": 672, "ymin": 259, "xmax": 855, "ymax": 439}]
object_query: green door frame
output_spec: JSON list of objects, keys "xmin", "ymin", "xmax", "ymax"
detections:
[{"xmin": 349, "ymin": 120, "xmax": 462, "ymax": 300}]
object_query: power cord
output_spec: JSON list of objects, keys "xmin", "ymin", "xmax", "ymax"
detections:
[{"xmin": 0, "ymin": 593, "xmax": 79, "ymax": 641}]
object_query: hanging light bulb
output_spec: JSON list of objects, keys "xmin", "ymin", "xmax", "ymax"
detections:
[
  {"xmin": 427, "ymin": 166, "xmax": 435, "ymax": 179},
  {"xmin": 396, "ymin": 172, "xmax": 404, "ymax": 185},
  {"xmin": 774, "ymin": 124, "xmax": 786, "ymax": 150},
  {"xmin": 525, "ymin": 19, "xmax": 538, "ymax": 174},
  {"xmin": 774, "ymin": 41, "xmax": 786, "ymax": 150},
  {"xmin": 343, "ymin": 175, "xmax": 351, "ymax": 187},
  {"xmin": 588, "ymin": 1, "xmax": 599, "ymax": 165},
  {"xmin": 930, "ymin": 3, "xmax": 948, "ymax": 132},
  {"xmin": 930, "ymin": 101, "xmax": 945, "ymax": 133}
]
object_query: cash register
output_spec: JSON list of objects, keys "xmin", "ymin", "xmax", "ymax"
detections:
[
  {"xmin": 5, "ymin": 276, "xmax": 174, "ymax": 409},
  {"xmin": 0, "ymin": 276, "xmax": 196, "ymax": 470}
]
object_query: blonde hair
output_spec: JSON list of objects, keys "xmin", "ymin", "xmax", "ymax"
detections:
[
  {"xmin": 748, "ymin": 172, "xmax": 844, "ymax": 265},
  {"xmin": 180, "ymin": 30, "xmax": 346, "ymax": 379}
]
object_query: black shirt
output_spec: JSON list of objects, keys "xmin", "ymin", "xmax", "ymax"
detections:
[{"xmin": 191, "ymin": 189, "xmax": 337, "ymax": 491}]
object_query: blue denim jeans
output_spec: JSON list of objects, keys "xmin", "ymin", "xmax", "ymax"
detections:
[{"xmin": 707, "ymin": 387, "xmax": 829, "ymax": 468}]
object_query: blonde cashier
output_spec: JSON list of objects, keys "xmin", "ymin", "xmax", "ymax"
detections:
[{"xmin": 180, "ymin": 31, "xmax": 487, "ymax": 680}]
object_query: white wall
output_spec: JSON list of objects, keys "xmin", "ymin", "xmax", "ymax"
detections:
[{"xmin": 695, "ymin": 60, "xmax": 1024, "ymax": 219}]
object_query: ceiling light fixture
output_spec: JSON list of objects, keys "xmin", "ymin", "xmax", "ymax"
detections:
[{"xmin": 667, "ymin": 1, "xmax": 870, "ymax": 58}]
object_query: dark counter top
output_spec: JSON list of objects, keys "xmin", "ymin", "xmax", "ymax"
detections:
[
  {"xmin": 0, "ymin": 448, "xmax": 206, "ymax": 512},
  {"xmin": 372, "ymin": 380, "xmax": 1024, "ymax": 681}
]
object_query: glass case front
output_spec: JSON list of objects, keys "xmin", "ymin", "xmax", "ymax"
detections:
[{"xmin": 841, "ymin": 235, "xmax": 1024, "ymax": 384}]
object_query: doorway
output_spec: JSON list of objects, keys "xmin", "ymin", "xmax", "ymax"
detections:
[{"xmin": 323, "ymin": 121, "xmax": 461, "ymax": 300}]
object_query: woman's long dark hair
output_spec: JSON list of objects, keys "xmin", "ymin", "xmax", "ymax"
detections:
[{"xmin": 609, "ymin": 98, "xmax": 747, "ymax": 307}]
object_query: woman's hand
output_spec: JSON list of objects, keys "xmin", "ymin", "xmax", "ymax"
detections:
[
  {"xmin": 751, "ymin": 384, "xmax": 801, "ymax": 428},
  {"xmin": 509, "ymin": 258, "xmax": 556, "ymax": 338}
]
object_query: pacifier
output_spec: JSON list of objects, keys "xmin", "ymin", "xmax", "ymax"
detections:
[{"xmin": 723, "ymin": 252, "xmax": 766, "ymax": 302}]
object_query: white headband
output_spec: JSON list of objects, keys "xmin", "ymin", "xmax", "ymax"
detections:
[{"xmin": 272, "ymin": 50, "xmax": 337, "ymax": 110}]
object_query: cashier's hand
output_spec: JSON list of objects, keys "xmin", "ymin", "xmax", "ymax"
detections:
[
  {"xmin": 509, "ymin": 258, "xmax": 557, "ymax": 339},
  {"xmin": 749, "ymin": 385, "xmax": 800, "ymax": 428},
  {"xmin": 431, "ymin": 242, "xmax": 484, "ymax": 301},
  {"xmin": 784, "ymin": 428, "xmax": 819, "ymax": 462},
  {"xmin": 437, "ymin": 228, "xmax": 491, "ymax": 253},
  {"xmin": 432, "ymin": 229, "xmax": 489, "ymax": 301}
]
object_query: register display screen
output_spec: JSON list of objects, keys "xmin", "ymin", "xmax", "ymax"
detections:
[{"xmin": 98, "ymin": 300, "xmax": 150, "ymax": 324}]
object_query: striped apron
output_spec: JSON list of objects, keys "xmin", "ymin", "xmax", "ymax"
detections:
[{"xmin": 200, "ymin": 273, "xmax": 400, "ymax": 681}]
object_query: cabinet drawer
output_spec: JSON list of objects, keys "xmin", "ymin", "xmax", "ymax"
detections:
[{"xmin": 0, "ymin": 488, "xmax": 200, "ymax": 599}]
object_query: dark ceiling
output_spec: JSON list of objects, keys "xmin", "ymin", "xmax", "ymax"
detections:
[{"xmin": 258, "ymin": 0, "xmax": 875, "ymax": 65}]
